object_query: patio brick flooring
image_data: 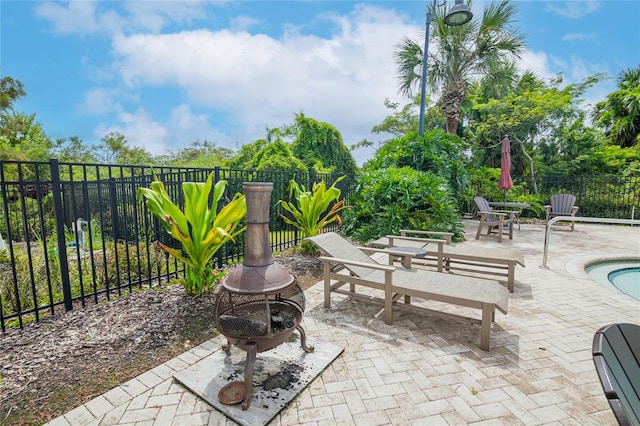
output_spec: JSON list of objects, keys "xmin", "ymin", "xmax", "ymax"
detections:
[{"xmin": 46, "ymin": 220, "xmax": 639, "ymax": 425}]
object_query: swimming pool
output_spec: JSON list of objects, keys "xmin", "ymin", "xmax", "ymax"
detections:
[{"xmin": 586, "ymin": 260, "xmax": 640, "ymax": 301}]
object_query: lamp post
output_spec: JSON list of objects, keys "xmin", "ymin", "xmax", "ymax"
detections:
[{"xmin": 418, "ymin": 0, "xmax": 473, "ymax": 136}]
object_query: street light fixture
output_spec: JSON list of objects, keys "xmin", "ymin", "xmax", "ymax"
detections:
[{"xmin": 418, "ymin": 0, "xmax": 473, "ymax": 136}]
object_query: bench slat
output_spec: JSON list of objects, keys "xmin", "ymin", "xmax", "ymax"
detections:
[
  {"xmin": 604, "ymin": 326, "xmax": 640, "ymax": 401},
  {"xmin": 601, "ymin": 337, "xmax": 640, "ymax": 422},
  {"xmin": 593, "ymin": 323, "xmax": 640, "ymax": 426},
  {"xmin": 619, "ymin": 323, "xmax": 640, "ymax": 365}
]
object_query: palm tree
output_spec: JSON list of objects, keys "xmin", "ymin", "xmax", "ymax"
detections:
[
  {"xmin": 592, "ymin": 66, "xmax": 640, "ymax": 148},
  {"xmin": 0, "ymin": 77, "xmax": 26, "ymax": 112},
  {"xmin": 394, "ymin": 0, "xmax": 525, "ymax": 135}
]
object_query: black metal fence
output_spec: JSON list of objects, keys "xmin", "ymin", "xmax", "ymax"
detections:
[
  {"xmin": 0, "ymin": 159, "xmax": 352, "ymax": 331},
  {"xmin": 539, "ymin": 174, "xmax": 640, "ymax": 219}
]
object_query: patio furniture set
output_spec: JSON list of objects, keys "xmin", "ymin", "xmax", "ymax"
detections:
[
  {"xmin": 304, "ymin": 193, "xmax": 580, "ymax": 351},
  {"xmin": 474, "ymin": 193, "xmax": 579, "ymax": 242},
  {"xmin": 306, "ymin": 232, "xmax": 510, "ymax": 351}
]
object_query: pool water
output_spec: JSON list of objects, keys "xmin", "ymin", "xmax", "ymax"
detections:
[{"xmin": 586, "ymin": 260, "xmax": 640, "ymax": 301}]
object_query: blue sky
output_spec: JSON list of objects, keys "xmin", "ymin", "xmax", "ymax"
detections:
[{"xmin": 2, "ymin": 1, "xmax": 639, "ymax": 165}]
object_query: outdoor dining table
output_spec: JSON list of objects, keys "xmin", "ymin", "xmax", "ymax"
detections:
[{"xmin": 488, "ymin": 201, "xmax": 531, "ymax": 230}]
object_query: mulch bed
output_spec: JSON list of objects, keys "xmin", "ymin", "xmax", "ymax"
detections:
[{"xmin": 0, "ymin": 253, "xmax": 322, "ymax": 426}]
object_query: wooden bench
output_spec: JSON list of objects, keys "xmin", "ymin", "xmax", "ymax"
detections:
[{"xmin": 592, "ymin": 323, "xmax": 640, "ymax": 426}]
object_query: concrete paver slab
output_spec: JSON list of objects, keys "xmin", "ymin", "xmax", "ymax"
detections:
[{"xmin": 173, "ymin": 340, "xmax": 343, "ymax": 426}]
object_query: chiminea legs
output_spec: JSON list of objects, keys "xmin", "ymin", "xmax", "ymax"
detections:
[
  {"xmin": 297, "ymin": 325, "xmax": 315, "ymax": 353},
  {"xmin": 242, "ymin": 343, "xmax": 257, "ymax": 410},
  {"xmin": 221, "ymin": 326, "xmax": 315, "ymax": 410}
]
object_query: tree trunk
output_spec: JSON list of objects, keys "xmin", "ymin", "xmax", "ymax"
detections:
[
  {"xmin": 438, "ymin": 81, "xmax": 466, "ymax": 136},
  {"xmin": 512, "ymin": 136, "xmax": 538, "ymax": 194},
  {"xmin": 445, "ymin": 115, "xmax": 458, "ymax": 135}
]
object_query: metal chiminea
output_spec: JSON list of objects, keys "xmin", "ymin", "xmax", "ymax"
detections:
[{"xmin": 213, "ymin": 182, "xmax": 313, "ymax": 410}]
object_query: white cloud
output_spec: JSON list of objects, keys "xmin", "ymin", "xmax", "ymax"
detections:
[
  {"xmin": 123, "ymin": 1, "xmax": 209, "ymax": 34},
  {"xmin": 81, "ymin": 88, "xmax": 123, "ymax": 115},
  {"xmin": 168, "ymin": 104, "xmax": 232, "ymax": 147},
  {"xmin": 106, "ymin": 4, "xmax": 413, "ymax": 163},
  {"xmin": 229, "ymin": 15, "xmax": 260, "ymax": 32},
  {"xmin": 516, "ymin": 50, "xmax": 613, "ymax": 116},
  {"xmin": 92, "ymin": 103, "xmax": 235, "ymax": 155},
  {"xmin": 94, "ymin": 108, "xmax": 172, "ymax": 154},
  {"xmin": 35, "ymin": 0, "xmax": 212, "ymax": 35},
  {"xmin": 544, "ymin": 1, "xmax": 601, "ymax": 18},
  {"xmin": 516, "ymin": 49, "xmax": 610, "ymax": 84},
  {"xmin": 516, "ymin": 50, "xmax": 558, "ymax": 81},
  {"xmin": 35, "ymin": 1, "xmax": 100, "ymax": 35},
  {"xmin": 566, "ymin": 55, "xmax": 613, "ymax": 110},
  {"xmin": 562, "ymin": 32, "xmax": 597, "ymax": 41},
  {"xmin": 566, "ymin": 54, "xmax": 608, "ymax": 82}
]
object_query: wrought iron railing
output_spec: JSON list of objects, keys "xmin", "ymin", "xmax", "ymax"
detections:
[
  {"xmin": 0, "ymin": 159, "xmax": 351, "ymax": 330},
  {"xmin": 539, "ymin": 174, "xmax": 640, "ymax": 220}
]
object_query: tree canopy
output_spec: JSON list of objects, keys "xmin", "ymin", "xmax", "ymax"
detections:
[
  {"xmin": 226, "ymin": 114, "xmax": 357, "ymax": 173},
  {"xmin": 291, "ymin": 113, "xmax": 357, "ymax": 174},
  {"xmin": 0, "ymin": 112, "xmax": 52, "ymax": 162},
  {"xmin": 593, "ymin": 66, "xmax": 640, "ymax": 148},
  {"xmin": 97, "ymin": 132, "xmax": 153, "ymax": 165},
  {"xmin": 157, "ymin": 141, "xmax": 234, "ymax": 168},
  {"xmin": 469, "ymin": 72, "xmax": 604, "ymax": 192},
  {"xmin": 0, "ymin": 77, "xmax": 26, "ymax": 112}
]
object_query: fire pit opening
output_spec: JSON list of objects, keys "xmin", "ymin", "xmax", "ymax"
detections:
[{"xmin": 215, "ymin": 287, "xmax": 304, "ymax": 349}]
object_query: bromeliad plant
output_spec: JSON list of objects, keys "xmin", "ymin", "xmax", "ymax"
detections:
[
  {"xmin": 278, "ymin": 176, "xmax": 348, "ymax": 253},
  {"xmin": 138, "ymin": 173, "xmax": 246, "ymax": 295}
]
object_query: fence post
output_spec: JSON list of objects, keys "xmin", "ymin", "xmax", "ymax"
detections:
[
  {"xmin": 109, "ymin": 178, "xmax": 120, "ymax": 240},
  {"xmin": 577, "ymin": 175, "xmax": 584, "ymax": 209},
  {"xmin": 50, "ymin": 159, "xmax": 74, "ymax": 311},
  {"xmin": 214, "ymin": 166, "xmax": 224, "ymax": 268},
  {"xmin": 293, "ymin": 170, "xmax": 299, "ymax": 245},
  {"xmin": 108, "ymin": 177, "xmax": 123, "ymax": 292}
]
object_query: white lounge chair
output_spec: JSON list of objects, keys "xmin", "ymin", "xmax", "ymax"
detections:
[
  {"xmin": 370, "ymin": 230, "xmax": 525, "ymax": 293},
  {"xmin": 306, "ymin": 232, "xmax": 509, "ymax": 351}
]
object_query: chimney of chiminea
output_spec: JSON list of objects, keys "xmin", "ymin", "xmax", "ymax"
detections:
[{"xmin": 222, "ymin": 182, "xmax": 294, "ymax": 294}]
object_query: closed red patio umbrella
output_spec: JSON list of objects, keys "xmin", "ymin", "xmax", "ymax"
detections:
[{"xmin": 498, "ymin": 136, "xmax": 513, "ymax": 201}]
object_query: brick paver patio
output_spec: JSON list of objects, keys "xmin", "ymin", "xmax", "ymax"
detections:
[{"xmin": 46, "ymin": 220, "xmax": 639, "ymax": 425}]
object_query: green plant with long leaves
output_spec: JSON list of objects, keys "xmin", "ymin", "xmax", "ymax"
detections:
[
  {"xmin": 137, "ymin": 173, "xmax": 246, "ymax": 295},
  {"xmin": 278, "ymin": 176, "xmax": 347, "ymax": 252}
]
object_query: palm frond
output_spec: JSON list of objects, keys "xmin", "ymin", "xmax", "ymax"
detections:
[{"xmin": 393, "ymin": 37, "xmax": 424, "ymax": 97}]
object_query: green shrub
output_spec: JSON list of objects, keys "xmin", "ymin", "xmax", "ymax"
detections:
[
  {"xmin": 0, "ymin": 240, "xmax": 169, "ymax": 319},
  {"xmin": 87, "ymin": 241, "xmax": 169, "ymax": 293},
  {"xmin": 341, "ymin": 167, "xmax": 464, "ymax": 243},
  {"xmin": 364, "ymin": 130, "xmax": 469, "ymax": 206}
]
